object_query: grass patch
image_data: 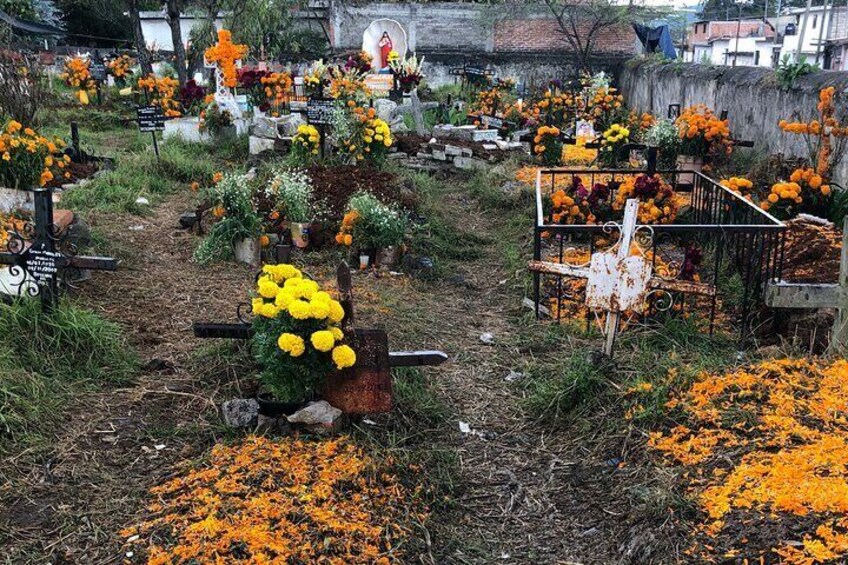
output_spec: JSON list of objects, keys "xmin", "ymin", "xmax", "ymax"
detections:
[
  {"xmin": 61, "ymin": 137, "xmax": 230, "ymax": 214},
  {"xmin": 0, "ymin": 299, "xmax": 137, "ymax": 452}
]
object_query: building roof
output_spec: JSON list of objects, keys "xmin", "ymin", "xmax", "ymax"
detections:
[{"xmin": 0, "ymin": 9, "xmax": 65, "ymax": 36}]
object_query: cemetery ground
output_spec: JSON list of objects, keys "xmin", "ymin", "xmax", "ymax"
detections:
[{"xmin": 0, "ymin": 110, "xmax": 842, "ymax": 564}]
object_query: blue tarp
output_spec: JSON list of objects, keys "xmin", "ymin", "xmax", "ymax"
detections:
[{"xmin": 633, "ymin": 24, "xmax": 677, "ymax": 60}]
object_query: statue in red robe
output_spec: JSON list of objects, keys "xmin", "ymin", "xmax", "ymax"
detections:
[{"xmin": 379, "ymin": 32, "xmax": 393, "ymax": 69}]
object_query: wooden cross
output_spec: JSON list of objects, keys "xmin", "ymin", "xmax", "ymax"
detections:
[
  {"xmin": 529, "ymin": 199, "xmax": 716, "ymax": 356},
  {"xmin": 766, "ymin": 217, "xmax": 848, "ymax": 354},
  {"xmin": 192, "ymin": 261, "xmax": 448, "ymax": 414},
  {"xmin": 0, "ymin": 188, "xmax": 117, "ymax": 312}
]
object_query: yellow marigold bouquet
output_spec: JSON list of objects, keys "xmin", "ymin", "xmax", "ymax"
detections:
[
  {"xmin": 204, "ymin": 29, "xmax": 248, "ymax": 88},
  {"xmin": 60, "ymin": 56, "xmax": 95, "ymax": 104},
  {"xmin": 106, "ymin": 54, "xmax": 135, "ymax": 84},
  {"xmin": 342, "ymin": 105, "xmax": 393, "ymax": 163},
  {"xmin": 675, "ymin": 104, "xmax": 732, "ymax": 159},
  {"xmin": 599, "ymin": 123, "xmax": 630, "ymax": 167},
  {"xmin": 251, "ymin": 264, "xmax": 356, "ymax": 403},
  {"xmin": 302, "ymin": 59, "xmax": 328, "ymax": 98},
  {"xmin": 291, "ymin": 123, "xmax": 321, "ymax": 163},
  {"xmin": 613, "ymin": 173, "xmax": 679, "ymax": 224},
  {"xmin": 137, "ymin": 74, "xmax": 182, "ymax": 117},
  {"xmin": 719, "ymin": 176, "xmax": 754, "ymax": 198},
  {"xmin": 261, "ymin": 71, "xmax": 293, "ymax": 117},
  {"xmin": 0, "ymin": 120, "xmax": 69, "ymax": 189},
  {"xmin": 534, "ymin": 125, "xmax": 562, "ymax": 166}
]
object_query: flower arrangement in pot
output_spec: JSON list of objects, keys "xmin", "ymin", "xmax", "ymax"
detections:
[
  {"xmin": 179, "ymin": 80, "xmax": 208, "ymax": 117},
  {"xmin": 674, "ymin": 104, "xmax": 731, "ymax": 180},
  {"xmin": 388, "ymin": 53, "xmax": 425, "ymax": 94},
  {"xmin": 290, "ymin": 124, "xmax": 321, "ymax": 165},
  {"xmin": 60, "ymin": 56, "xmax": 95, "ymax": 105},
  {"xmin": 643, "ymin": 119, "xmax": 680, "ymax": 170},
  {"xmin": 237, "ymin": 67, "xmax": 270, "ymax": 114},
  {"xmin": 533, "ymin": 125, "xmax": 563, "ymax": 166},
  {"xmin": 194, "ymin": 173, "xmax": 263, "ymax": 264},
  {"xmin": 260, "ymin": 72, "xmax": 294, "ymax": 117},
  {"xmin": 106, "ymin": 54, "xmax": 135, "ymax": 86},
  {"xmin": 267, "ymin": 167, "xmax": 314, "ymax": 249},
  {"xmin": 598, "ymin": 123, "xmax": 630, "ymax": 167},
  {"xmin": 613, "ymin": 173, "xmax": 680, "ymax": 224},
  {"xmin": 335, "ymin": 192, "xmax": 406, "ymax": 269},
  {"xmin": 302, "ymin": 60, "xmax": 328, "ymax": 99},
  {"xmin": 199, "ymin": 100, "xmax": 235, "ymax": 137},
  {"xmin": 251, "ymin": 263, "xmax": 356, "ymax": 413}
]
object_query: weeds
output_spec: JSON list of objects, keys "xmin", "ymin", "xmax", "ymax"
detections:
[{"xmin": 0, "ymin": 299, "xmax": 137, "ymax": 451}]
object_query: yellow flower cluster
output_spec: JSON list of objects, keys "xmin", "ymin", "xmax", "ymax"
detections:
[
  {"xmin": 719, "ymin": 176, "xmax": 753, "ymax": 195},
  {"xmin": 137, "ymin": 74, "xmax": 182, "ymax": 117},
  {"xmin": 293, "ymin": 124, "xmax": 320, "ymax": 156},
  {"xmin": 344, "ymin": 105, "xmax": 393, "ymax": 162},
  {"xmin": 251, "ymin": 264, "xmax": 355, "ymax": 370},
  {"xmin": 0, "ymin": 120, "xmax": 69, "ymax": 188},
  {"xmin": 204, "ymin": 29, "xmax": 248, "ymax": 88},
  {"xmin": 650, "ymin": 358, "xmax": 848, "ymax": 565},
  {"xmin": 602, "ymin": 123, "xmax": 629, "ymax": 144},
  {"xmin": 121, "ymin": 435, "xmax": 423, "ymax": 564}
]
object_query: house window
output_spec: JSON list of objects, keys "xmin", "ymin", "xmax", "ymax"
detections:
[
  {"xmin": 813, "ymin": 15, "xmax": 818, "ymax": 29},
  {"xmin": 754, "ymin": 51, "xmax": 760, "ymax": 65}
]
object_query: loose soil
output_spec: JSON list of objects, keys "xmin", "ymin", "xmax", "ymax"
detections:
[
  {"xmin": 308, "ymin": 164, "xmax": 418, "ymax": 216},
  {"xmin": 780, "ymin": 217, "xmax": 842, "ymax": 284}
]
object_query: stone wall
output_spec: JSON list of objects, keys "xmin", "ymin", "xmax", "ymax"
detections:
[
  {"xmin": 619, "ymin": 59, "xmax": 848, "ymax": 183},
  {"xmin": 327, "ymin": 1, "xmax": 638, "ymax": 87}
]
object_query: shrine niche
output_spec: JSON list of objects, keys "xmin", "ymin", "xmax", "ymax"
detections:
[{"xmin": 362, "ymin": 19, "xmax": 408, "ymax": 72}]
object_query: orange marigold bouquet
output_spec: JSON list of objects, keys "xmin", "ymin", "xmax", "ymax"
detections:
[
  {"xmin": 675, "ymin": 104, "xmax": 732, "ymax": 159},
  {"xmin": 613, "ymin": 173, "xmax": 680, "ymax": 224},
  {"xmin": 327, "ymin": 66, "xmax": 371, "ymax": 103},
  {"xmin": 60, "ymin": 56, "xmax": 95, "ymax": 104},
  {"xmin": 779, "ymin": 86, "xmax": 848, "ymax": 179},
  {"xmin": 137, "ymin": 74, "xmax": 182, "ymax": 117},
  {"xmin": 534, "ymin": 125, "xmax": 563, "ymax": 166},
  {"xmin": 761, "ymin": 166, "xmax": 831, "ymax": 219},
  {"xmin": 0, "ymin": 120, "xmax": 69, "ymax": 189},
  {"xmin": 549, "ymin": 175, "xmax": 613, "ymax": 225},
  {"xmin": 106, "ymin": 54, "xmax": 135, "ymax": 84},
  {"xmin": 584, "ymin": 86, "xmax": 626, "ymax": 132},
  {"xmin": 260, "ymin": 71, "xmax": 294, "ymax": 117},
  {"xmin": 719, "ymin": 176, "xmax": 754, "ymax": 200},
  {"xmin": 204, "ymin": 29, "xmax": 248, "ymax": 88}
]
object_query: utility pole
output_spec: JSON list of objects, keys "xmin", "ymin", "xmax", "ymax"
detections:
[
  {"xmin": 814, "ymin": 0, "xmax": 830, "ymax": 64},
  {"xmin": 795, "ymin": 0, "xmax": 815, "ymax": 62}
]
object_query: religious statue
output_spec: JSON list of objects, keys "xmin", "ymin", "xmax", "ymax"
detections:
[{"xmin": 379, "ymin": 32, "xmax": 393, "ymax": 69}]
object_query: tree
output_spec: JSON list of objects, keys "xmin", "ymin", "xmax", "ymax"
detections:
[
  {"xmin": 541, "ymin": 0, "xmax": 632, "ymax": 73},
  {"xmin": 166, "ymin": 0, "xmax": 187, "ymax": 85},
  {"xmin": 126, "ymin": 0, "xmax": 153, "ymax": 75}
]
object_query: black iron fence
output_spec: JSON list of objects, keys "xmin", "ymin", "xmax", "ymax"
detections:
[{"xmin": 531, "ymin": 168, "xmax": 786, "ymax": 345}]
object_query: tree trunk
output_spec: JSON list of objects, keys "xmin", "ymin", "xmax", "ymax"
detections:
[
  {"xmin": 166, "ymin": 0, "xmax": 188, "ymax": 86},
  {"xmin": 127, "ymin": 0, "xmax": 153, "ymax": 76}
]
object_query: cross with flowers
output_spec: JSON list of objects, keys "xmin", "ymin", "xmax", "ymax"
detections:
[
  {"xmin": 204, "ymin": 29, "xmax": 248, "ymax": 119},
  {"xmin": 529, "ymin": 199, "xmax": 716, "ymax": 356}
]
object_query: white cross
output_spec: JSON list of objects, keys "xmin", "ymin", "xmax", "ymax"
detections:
[
  {"xmin": 204, "ymin": 58, "xmax": 243, "ymax": 120},
  {"xmin": 766, "ymin": 217, "xmax": 848, "ymax": 354},
  {"xmin": 529, "ymin": 198, "xmax": 716, "ymax": 357}
]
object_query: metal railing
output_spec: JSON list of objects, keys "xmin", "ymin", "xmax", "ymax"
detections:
[{"xmin": 532, "ymin": 168, "xmax": 786, "ymax": 345}]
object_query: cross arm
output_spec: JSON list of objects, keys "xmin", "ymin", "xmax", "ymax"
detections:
[{"xmin": 0, "ymin": 252, "xmax": 118, "ymax": 271}]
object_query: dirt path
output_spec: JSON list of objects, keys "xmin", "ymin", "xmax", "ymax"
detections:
[{"xmin": 1, "ymin": 180, "xmax": 631, "ymax": 564}]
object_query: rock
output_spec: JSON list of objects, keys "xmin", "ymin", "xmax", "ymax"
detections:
[
  {"xmin": 221, "ymin": 398, "xmax": 260, "ymax": 428},
  {"xmin": 480, "ymin": 332, "xmax": 495, "ymax": 345},
  {"xmin": 494, "ymin": 139, "xmax": 511, "ymax": 150},
  {"xmin": 393, "ymin": 121, "xmax": 410, "ymax": 134},
  {"xmin": 504, "ymin": 370, "xmax": 525, "ymax": 382},
  {"xmin": 461, "ymin": 147, "xmax": 474, "ymax": 157},
  {"xmin": 249, "ymin": 135, "xmax": 276, "ymax": 155},
  {"xmin": 431, "ymin": 149, "xmax": 447, "ymax": 161},
  {"xmin": 374, "ymin": 98, "xmax": 398, "ymax": 122},
  {"xmin": 453, "ymin": 156, "xmax": 488, "ymax": 171},
  {"xmin": 135, "ymin": 196, "xmax": 150, "ymax": 206},
  {"xmin": 387, "ymin": 152, "xmax": 408, "ymax": 160},
  {"xmin": 444, "ymin": 144, "xmax": 463, "ymax": 156},
  {"xmin": 482, "ymin": 143, "xmax": 498, "ymax": 151},
  {"xmin": 287, "ymin": 401, "xmax": 344, "ymax": 433},
  {"xmin": 470, "ymin": 129, "xmax": 499, "ymax": 142},
  {"xmin": 276, "ymin": 113, "xmax": 305, "ymax": 137}
]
